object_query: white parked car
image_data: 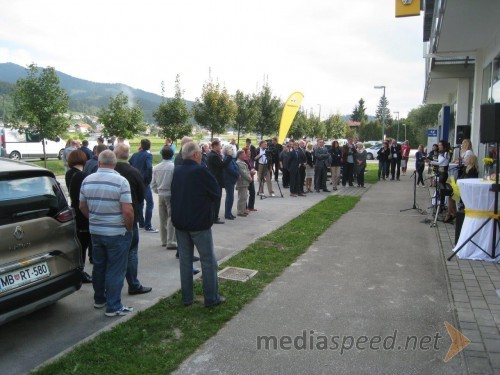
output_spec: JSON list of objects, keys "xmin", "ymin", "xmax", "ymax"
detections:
[
  {"xmin": 365, "ymin": 143, "xmax": 383, "ymax": 160},
  {"xmin": 0, "ymin": 127, "xmax": 66, "ymax": 160}
]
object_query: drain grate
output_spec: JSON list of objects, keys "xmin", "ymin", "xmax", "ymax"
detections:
[{"xmin": 218, "ymin": 267, "xmax": 258, "ymax": 282}]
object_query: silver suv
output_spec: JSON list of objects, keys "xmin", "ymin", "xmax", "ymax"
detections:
[{"xmin": 0, "ymin": 158, "xmax": 82, "ymax": 325}]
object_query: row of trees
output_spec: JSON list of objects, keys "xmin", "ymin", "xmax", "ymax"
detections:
[{"xmin": 8, "ymin": 63, "xmax": 442, "ymax": 169}]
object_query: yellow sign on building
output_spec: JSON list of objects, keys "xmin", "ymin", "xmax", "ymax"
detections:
[{"xmin": 395, "ymin": 0, "xmax": 421, "ymax": 17}]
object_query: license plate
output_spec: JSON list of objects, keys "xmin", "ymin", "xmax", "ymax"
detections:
[{"xmin": 0, "ymin": 262, "xmax": 51, "ymax": 293}]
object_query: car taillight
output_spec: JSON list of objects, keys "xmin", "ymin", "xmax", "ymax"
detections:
[
  {"xmin": 55, "ymin": 208, "xmax": 74, "ymax": 223},
  {"xmin": 1, "ymin": 132, "xmax": 5, "ymax": 148}
]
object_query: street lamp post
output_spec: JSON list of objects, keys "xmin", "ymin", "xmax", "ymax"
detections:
[
  {"xmin": 403, "ymin": 123, "xmax": 407, "ymax": 141},
  {"xmin": 374, "ymin": 85, "xmax": 386, "ymax": 142},
  {"xmin": 393, "ymin": 111, "xmax": 399, "ymax": 142}
]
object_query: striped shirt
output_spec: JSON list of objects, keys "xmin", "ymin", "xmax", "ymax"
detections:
[{"xmin": 79, "ymin": 168, "xmax": 132, "ymax": 236}]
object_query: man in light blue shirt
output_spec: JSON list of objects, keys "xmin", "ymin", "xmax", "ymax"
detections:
[{"xmin": 79, "ymin": 150, "xmax": 135, "ymax": 317}]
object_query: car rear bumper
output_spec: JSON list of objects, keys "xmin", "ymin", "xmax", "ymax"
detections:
[{"xmin": 0, "ymin": 269, "xmax": 82, "ymax": 325}]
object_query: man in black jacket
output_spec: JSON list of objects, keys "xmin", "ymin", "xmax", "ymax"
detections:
[
  {"xmin": 171, "ymin": 142, "xmax": 224, "ymax": 307},
  {"xmin": 206, "ymin": 140, "xmax": 230, "ymax": 224},
  {"xmin": 389, "ymin": 139, "xmax": 402, "ymax": 181},
  {"xmin": 129, "ymin": 139, "xmax": 157, "ymax": 232},
  {"xmin": 114, "ymin": 144, "xmax": 152, "ymax": 295}
]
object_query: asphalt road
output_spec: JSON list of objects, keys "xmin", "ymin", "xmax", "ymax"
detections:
[{"xmin": 0, "ymin": 176, "xmax": 332, "ymax": 375}]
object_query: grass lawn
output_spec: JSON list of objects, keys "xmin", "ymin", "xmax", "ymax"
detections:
[
  {"xmin": 31, "ymin": 160, "xmax": 66, "ymax": 176},
  {"xmin": 34, "ymin": 195, "xmax": 360, "ymax": 375},
  {"xmin": 365, "ymin": 162, "xmax": 379, "ymax": 184}
]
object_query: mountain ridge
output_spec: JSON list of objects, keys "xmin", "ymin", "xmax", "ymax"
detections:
[{"xmin": 0, "ymin": 62, "xmax": 193, "ymax": 122}]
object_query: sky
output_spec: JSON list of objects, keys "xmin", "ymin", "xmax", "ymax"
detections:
[{"xmin": 0, "ymin": 0, "xmax": 425, "ymax": 119}]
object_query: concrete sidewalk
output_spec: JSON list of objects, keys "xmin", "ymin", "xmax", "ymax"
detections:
[
  {"xmin": 175, "ymin": 170, "xmax": 468, "ymax": 374},
  {"xmin": 1, "ymin": 173, "xmax": 364, "ymax": 375}
]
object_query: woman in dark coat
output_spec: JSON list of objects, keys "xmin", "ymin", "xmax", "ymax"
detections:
[
  {"xmin": 377, "ymin": 141, "xmax": 390, "ymax": 180},
  {"xmin": 329, "ymin": 140, "xmax": 342, "ymax": 190},
  {"xmin": 65, "ymin": 149, "xmax": 92, "ymax": 283}
]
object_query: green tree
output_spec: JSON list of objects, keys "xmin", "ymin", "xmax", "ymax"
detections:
[
  {"xmin": 254, "ymin": 84, "xmax": 281, "ymax": 138},
  {"xmin": 323, "ymin": 113, "xmax": 347, "ymax": 139},
  {"xmin": 192, "ymin": 81, "xmax": 236, "ymax": 140},
  {"xmin": 289, "ymin": 110, "xmax": 310, "ymax": 140},
  {"xmin": 375, "ymin": 95, "xmax": 391, "ymax": 123},
  {"xmin": 359, "ymin": 120, "xmax": 383, "ymax": 142},
  {"xmin": 234, "ymin": 90, "xmax": 258, "ymax": 143},
  {"xmin": 405, "ymin": 104, "xmax": 441, "ymax": 146},
  {"xmin": 10, "ymin": 64, "xmax": 69, "ymax": 167},
  {"xmin": 310, "ymin": 116, "xmax": 326, "ymax": 139},
  {"xmin": 153, "ymin": 75, "xmax": 191, "ymax": 142},
  {"xmin": 350, "ymin": 98, "xmax": 368, "ymax": 123},
  {"xmin": 98, "ymin": 92, "xmax": 145, "ymax": 139}
]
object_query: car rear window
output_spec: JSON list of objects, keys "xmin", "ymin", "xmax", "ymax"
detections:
[{"xmin": 0, "ymin": 176, "xmax": 67, "ymax": 225}]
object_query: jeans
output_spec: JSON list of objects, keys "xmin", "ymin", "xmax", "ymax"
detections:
[
  {"xmin": 91, "ymin": 231, "xmax": 132, "ymax": 313},
  {"xmin": 158, "ymin": 195, "xmax": 176, "ymax": 246},
  {"xmin": 139, "ymin": 185, "xmax": 154, "ymax": 229},
  {"xmin": 126, "ymin": 225, "xmax": 141, "ymax": 292},
  {"xmin": 175, "ymin": 228, "xmax": 220, "ymax": 306},
  {"xmin": 224, "ymin": 182, "xmax": 235, "ymax": 218}
]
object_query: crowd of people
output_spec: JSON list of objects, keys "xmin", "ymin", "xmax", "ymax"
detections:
[{"xmin": 63, "ymin": 134, "xmax": 444, "ymax": 315}]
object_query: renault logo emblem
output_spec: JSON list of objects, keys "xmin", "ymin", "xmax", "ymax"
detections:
[{"xmin": 13, "ymin": 226, "xmax": 24, "ymax": 241}]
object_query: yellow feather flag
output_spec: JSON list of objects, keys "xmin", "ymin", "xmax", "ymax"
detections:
[
  {"xmin": 278, "ymin": 92, "xmax": 304, "ymax": 144},
  {"xmin": 448, "ymin": 175, "xmax": 461, "ymax": 202}
]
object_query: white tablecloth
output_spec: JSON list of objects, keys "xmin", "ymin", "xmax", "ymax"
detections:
[{"xmin": 454, "ymin": 178, "xmax": 500, "ymax": 261}]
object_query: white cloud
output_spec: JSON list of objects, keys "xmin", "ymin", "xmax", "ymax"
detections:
[{"xmin": 0, "ymin": 0, "xmax": 426, "ymax": 117}]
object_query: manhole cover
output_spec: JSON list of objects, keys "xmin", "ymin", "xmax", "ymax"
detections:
[{"xmin": 218, "ymin": 267, "xmax": 258, "ymax": 282}]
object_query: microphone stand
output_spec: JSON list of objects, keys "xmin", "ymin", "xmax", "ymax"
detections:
[{"xmin": 400, "ymin": 170, "xmax": 418, "ymax": 212}]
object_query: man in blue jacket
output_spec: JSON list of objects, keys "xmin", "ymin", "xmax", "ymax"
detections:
[
  {"xmin": 129, "ymin": 139, "xmax": 158, "ymax": 232},
  {"xmin": 171, "ymin": 142, "xmax": 225, "ymax": 307}
]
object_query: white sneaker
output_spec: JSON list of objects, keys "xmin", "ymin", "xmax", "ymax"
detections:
[
  {"xmin": 271, "ymin": 193, "xmax": 276, "ymax": 197},
  {"xmin": 105, "ymin": 305, "xmax": 134, "ymax": 317},
  {"xmin": 94, "ymin": 302, "xmax": 106, "ymax": 309}
]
